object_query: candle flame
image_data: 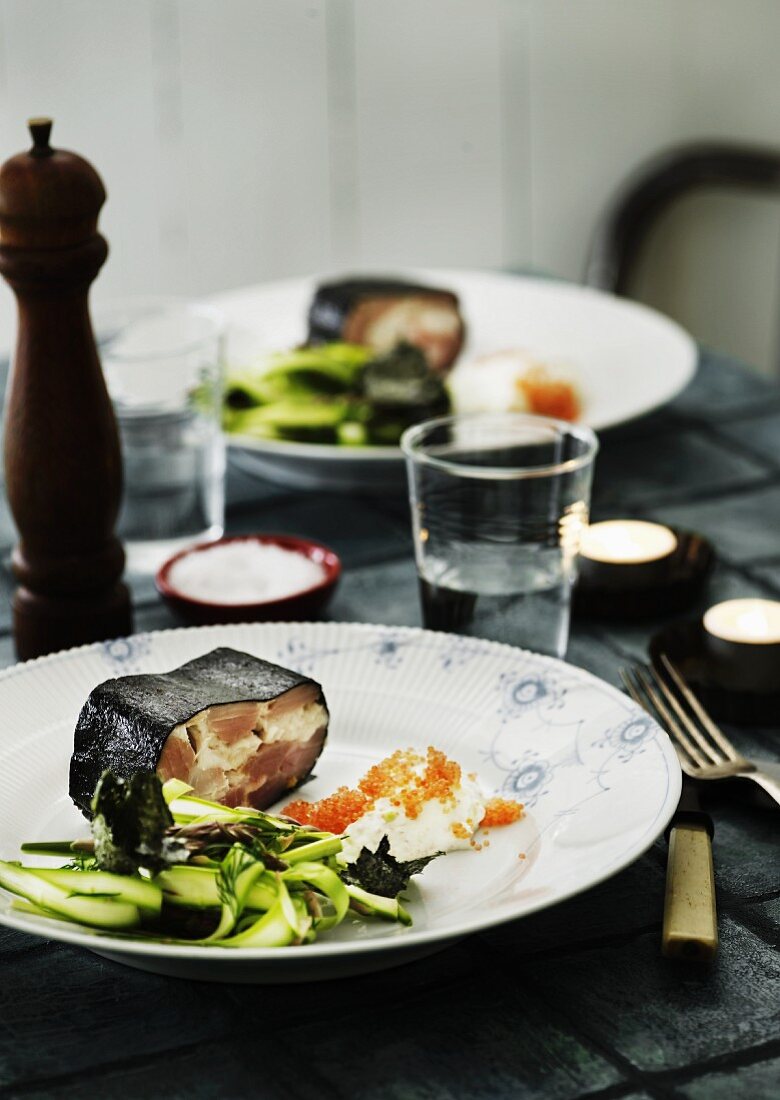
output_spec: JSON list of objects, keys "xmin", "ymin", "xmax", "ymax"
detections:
[
  {"xmin": 580, "ymin": 520, "xmax": 677, "ymax": 565},
  {"xmin": 703, "ymin": 599, "xmax": 780, "ymax": 645},
  {"xmin": 736, "ymin": 607, "xmax": 774, "ymax": 641}
]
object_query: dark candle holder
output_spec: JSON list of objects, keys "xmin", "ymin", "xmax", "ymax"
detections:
[
  {"xmin": 573, "ymin": 528, "xmax": 715, "ymax": 622},
  {"xmin": 649, "ymin": 618, "xmax": 780, "ymax": 726}
]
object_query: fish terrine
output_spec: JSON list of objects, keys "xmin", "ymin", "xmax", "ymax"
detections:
[
  {"xmin": 307, "ymin": 277, "xmax": 465, "ymax": 374},
  {"xmin": 69, "ymin": 647, "xmax": 328, "ymax": 817}
]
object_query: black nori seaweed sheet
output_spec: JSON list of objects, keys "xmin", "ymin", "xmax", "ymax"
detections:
[
  {"xmin": 307, "ymin": 276, "xmax": 460, "ymax": 345},
  {"xmin": 69, "ymin": 647, "xmax": 327, "ymax": 817},
  {"xmin": 343, "ymin": 836, "xmax": 443, "ymax": 898}
]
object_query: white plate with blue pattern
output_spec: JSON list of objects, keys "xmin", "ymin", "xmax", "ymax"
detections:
[{"xmin": 0, "ymin": 622, "xmax": 680, "ymax": 983}]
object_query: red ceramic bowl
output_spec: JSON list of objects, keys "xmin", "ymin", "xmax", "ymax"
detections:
[{"xmin": 155, "ymin": 534, "xmax": 342, "ymax": 625}]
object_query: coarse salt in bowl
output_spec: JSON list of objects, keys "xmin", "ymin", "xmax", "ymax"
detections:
[{"xmin": 156, "ymin": 534, "xmax": 341, "ymax": 624}]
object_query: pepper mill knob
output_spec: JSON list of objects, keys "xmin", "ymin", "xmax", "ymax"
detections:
[
  {"xmin": 28, "ymin": 117, "xmax": 53, "ymax": 155},
  {"xmin": 0, "ymin": 119, "xmax": 132, "ymax": 658}
]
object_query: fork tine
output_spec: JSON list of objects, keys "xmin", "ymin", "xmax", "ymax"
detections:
[
  {"xmin": 633, "ymin": 665, "xmax": 710, "ymax": 768},
  {"xmin": 620, "ymin": 666, "xmax": 696, "ymax": 771},
  {"xmin": 647, "ymin": 663, "xmax": 722, "ymax": 765},
  {"xmin": 620, "ymin": 668, "xmax": 672, "ymax": 751},
  {"xmin": 620, "ymin": 666, "xmax": 706, "ymax": 769},
  {"xmin": 620, "ymin": 667, "xmax": 648, "ymax": 711},
  {"xmin": 659, "ymin": 654, "xmax": 741, "ymax": 762}
]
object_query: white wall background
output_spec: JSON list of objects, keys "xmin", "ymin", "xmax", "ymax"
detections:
[{"xmin": 1, "ymin": 0, "xmax": 779, "ymax": 376}]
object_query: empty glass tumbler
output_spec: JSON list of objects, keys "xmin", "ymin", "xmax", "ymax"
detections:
[
  {"xmin": 402, "ymin": 414, "xmax": 598, "ymax": 658},
  {"xmin": 96, "ymin": 299, "xmax": 226, "ymax": 574}
]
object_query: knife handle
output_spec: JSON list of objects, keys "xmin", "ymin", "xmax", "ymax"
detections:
[{"xmin": 662, "ymin": 823, "xmax": 718, "ymax": 961}]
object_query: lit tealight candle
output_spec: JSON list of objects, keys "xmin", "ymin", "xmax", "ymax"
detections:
[
  {"xmin": 703, "ymin": 599, "xmax": 780, "ymax": 644},
  {"xmin": 580, "ymin": 520, "xmax": 678, "ymax": 564},
  {"xmin": 578, "ymin": 520, "xmax": 678, "ymax": 589},
  {"xmin": 703, "ymin": 598, "xmax": 780, "ymax": 693}
]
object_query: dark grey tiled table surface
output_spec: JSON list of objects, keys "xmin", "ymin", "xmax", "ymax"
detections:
[{"xmin": 0, "ymin": 349, "xmax": 778, "ymax": 1100}]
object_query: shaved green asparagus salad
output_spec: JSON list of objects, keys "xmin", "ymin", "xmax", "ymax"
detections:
[
  {"xmin": 0, "ymin": 771, "xmax": 427, "ymax": 948},
  {"xmin": 223, "ymin": 341, "xmax": 450, "ymax": 447}
]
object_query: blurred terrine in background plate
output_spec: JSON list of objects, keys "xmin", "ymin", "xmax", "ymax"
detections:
[{"xmin": 307, "ymin": 276, "xmax": 465, "ymax": 373}]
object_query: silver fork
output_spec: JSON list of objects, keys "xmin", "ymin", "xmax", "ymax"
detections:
[{"xmin": 621, "ymin": 655, "xmax": 780, "ymax": 808}]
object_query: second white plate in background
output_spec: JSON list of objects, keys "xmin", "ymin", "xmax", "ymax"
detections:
[{"xmin": 211, "ymin": 269, "xmax": 697, "ymax": 491}]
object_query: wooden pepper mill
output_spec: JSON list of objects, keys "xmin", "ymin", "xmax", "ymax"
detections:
[{"xmin": 0, "ymin": 119, "xmax": 132, "ymax": 658}]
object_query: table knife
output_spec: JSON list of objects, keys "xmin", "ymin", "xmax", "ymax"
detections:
[{"xmin": 662, "ymin": 778, "xmax": 718, "ymax": 961}]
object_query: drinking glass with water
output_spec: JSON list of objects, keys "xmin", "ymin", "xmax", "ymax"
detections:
[
  {"xmin": 401, "ymin": 414, "xmax": 598, "ymax": 658},
  {"xmin": 96, "ymin": 299, "xmax": 226, "ymax": 574}
]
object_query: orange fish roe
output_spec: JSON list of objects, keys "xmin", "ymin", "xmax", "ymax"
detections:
[
  {"xmin": 283, "ymin": 786, "xmax": 371, "ymax": 836},
  {"xmin": 518, "ymin": 367, "xmax": 581, "ymax": 422},
  {"xmin": 283, "ymin": 746, "xmax": 463, "ymax": 835},
  {"xmin": 284, "ymin": 749, "xmax": 524, "ymax": 838},
  {"xmin": 480, "ymin": 797, "xmax": 524, "ymax": 828}
]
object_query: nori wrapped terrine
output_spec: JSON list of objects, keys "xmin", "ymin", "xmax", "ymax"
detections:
[
  {"xmin": 69, "ymin": 647, "xmax": 328, "ymax": 817},
  {"xmin": 307, "ymin": 276, "xmax": 465, "ymax": 373}
]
